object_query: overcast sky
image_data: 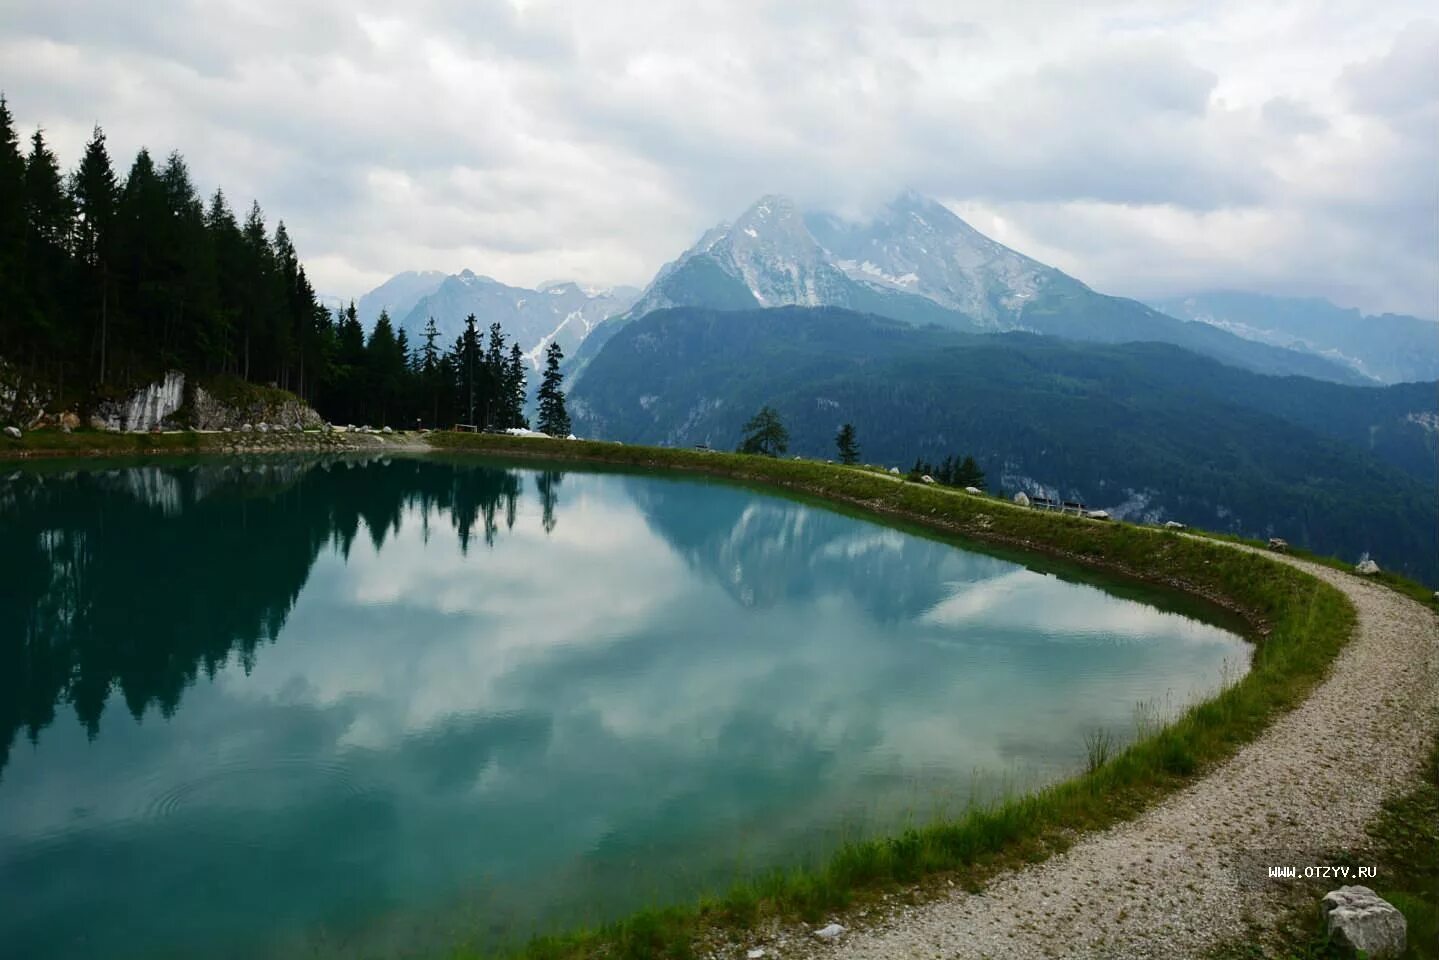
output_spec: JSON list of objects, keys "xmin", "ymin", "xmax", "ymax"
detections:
[{"xmin": 3, "ymin": 1, "xmax": 1435, "ymax": 317}]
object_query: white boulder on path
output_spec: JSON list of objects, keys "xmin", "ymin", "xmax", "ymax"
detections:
[
  {"xmin": 1321, "ymin": 886, "xmax": 1406, "ymax": 957},
  {"xmin": 1355, "ymin": 559, "xmax": 1381, "ymax": 575}
]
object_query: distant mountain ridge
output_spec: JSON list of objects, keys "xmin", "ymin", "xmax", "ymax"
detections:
[
  {"xmin": 356, "ymin": 270, "xmax": 640, "ymax": 368},
  {"xmin": 356, "ymin": 270, "xmax": 448, "ymax": 330},
  {"xmin": 570, "ymin": 305, "xmax": 1438, "ymax": 584},
  {"xmin": 1149, "ymin": 291, "xmax": 1439, "ymax": 384},
  {"xmin": 572, "ymin": 192, "xmax": 1363, "ymax": 385}
]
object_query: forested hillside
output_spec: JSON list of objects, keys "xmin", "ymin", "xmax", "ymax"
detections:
[
  {"xmin": 0, "ymin": 96, "xmax": 541, "ymax": 431},
  {"xmin": 572, "ymin": 306, "xmax": 1439, "ymax": 583}
]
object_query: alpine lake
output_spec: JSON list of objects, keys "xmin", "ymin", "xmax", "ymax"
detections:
[{"xmin": 0, "ymin": 453, "xmax": 1250, "ymax": 959}]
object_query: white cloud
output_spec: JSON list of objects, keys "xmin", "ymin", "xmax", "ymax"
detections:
[{"xmin": 1, "ymin": 1, "xmax": 1433, "ymax": 316}]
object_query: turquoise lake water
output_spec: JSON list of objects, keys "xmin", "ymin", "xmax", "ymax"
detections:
[{"xmin": 0, "ymin": 454, "xmax": 1249, "ymax": 958}]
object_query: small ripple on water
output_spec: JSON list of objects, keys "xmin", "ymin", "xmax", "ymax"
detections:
[{"xmin": 136, "ymin": 754, "xmax": 374, "ymax": 836}]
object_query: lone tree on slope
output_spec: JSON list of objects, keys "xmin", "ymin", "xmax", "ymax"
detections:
[
  {"xmin": 536, "ymin": 340, "xmax": 571, "ymax": 437},
  {"xmin": 739, "ymin": 405, "xmax": 789, "ymax": 457},
  {"xmin": 835, "ymin": 422, "xmax": 860, "ymax": 465}
]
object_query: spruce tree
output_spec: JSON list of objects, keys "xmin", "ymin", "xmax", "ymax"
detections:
[
  {"xmin": 739, "ymin": 406, "xmax": 788, "ymax": 457},
  {"xmin": 420, "ymin": 317, "xmax": 441, "ymax": 427},
  {"xmin": 504, "ymin": 342, "xmax": 527, "ymax": 428},
  {"xmin": 366, "ymin": 310, "xmax": 405, "ymax": 426},
  {"xmin": 457, "ymin": 314, "xmax": 481, "ymax": 426},
  {"xmin": 0, "ymin": 96, "xmax": 26, "ymax": 360},
  {"xmin": 535, "ymin": 340, "xmax": 570, "ymax": 437},
  {"xmin": 483, "ymin": 321, "xmax": 506, "ymax": 427},
  {"xmin": 238, "ymin": 201, "xmax": 272, "ymax": 380},
  {"xmin": 22, "ymin": 130, "xmax": 71, "ymax": 368},
  {"xmin": 118, "ymin": 148, "xmax": 168, "ymax": 371},
  {"xmin": 71, "ymin": 126, "xmax": 118, "ymax": 383},
  {"xmin": 205, "ymin": 189, "xmax": 242, "ymax": 372},
  {"xmin": 835, "ymin": 422, "xmax": 859, "ymax": 464},
  {"xmin": 335, "ymin": 302, "xmax": 366, "ymax": 422},
  {"xmin": 955, "ymin": 455, "xmax": 985, "ymax": 489}
]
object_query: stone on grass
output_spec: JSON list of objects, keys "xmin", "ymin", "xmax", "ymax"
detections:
[
  {"xmin": 382, "ymin": 425, "xmax": 393, "ymax": 434},
  {"xmin": 1164, "ymin": 520, "xmax": 1187, "ymax": 530},
  {"xmin": 1013, "ymin": 491, "xmax": 1031, "ymax": 507},
  {"xmin": 2, "ymin": 426, "xmax": 20, "ymax": 440},
  {"xmin": 920, "ymin": 474, "xmax": 936, "ymax": 484},
  {"xmin": 1320, "ymin": 885, "xmax": 1405, "ymax": 958},
  {"xmin": 964, "ymin": 486, "xmax": 981, "ymax": 494},
  {"xmin": 888, "ymin": 466, "xmax": 900, "ymax": 475},
  {"xmin": 812, "ymin": 923, "xmax": 846, "ymax": 941},
  {"xmin": 1355, "ymin": 559, "xmax": 1380, "ymax": 575},
  {"xmin": 746, "ymin": 949, "xmax": 767, "ymax": 959}
]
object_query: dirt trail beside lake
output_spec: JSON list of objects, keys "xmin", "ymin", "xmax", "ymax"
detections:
[{"xmin": 785, "ymin": 550, "xmax": 1438, "ymax": 960}]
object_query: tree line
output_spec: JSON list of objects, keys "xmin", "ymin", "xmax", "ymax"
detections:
[
  {"xmin": 738, "ymin": 406, "xmax": 986, "ymax": 488},
  {"xmin": 0, "ymin": 94, "xmax": 569, "ymax": 431}
]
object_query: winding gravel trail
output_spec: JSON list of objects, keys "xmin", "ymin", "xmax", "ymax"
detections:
[{"xmin": 790, "ymin": 551, "xmax": 1439, "ymax": 960}]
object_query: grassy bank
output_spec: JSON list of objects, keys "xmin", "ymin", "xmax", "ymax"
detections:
[
  {"xmin": 0, "ymin": 426, "xmax": 209, "ymax": 458},
  {"xmin": 422, "ymin": 432, "xmax": 1358, "ymax": 960},
  {"xmin": 1189, "ymin": 528, "xmax": 1438, "ymax": 608},
  {"xmin": 0, "ymin": 425, "xmax": 419, "ymax": 460}
]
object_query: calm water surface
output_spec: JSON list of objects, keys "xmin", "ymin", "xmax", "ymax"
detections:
[{"xmin": 0, "ymin": 455, "xmax": 1249, "ymax": 958}]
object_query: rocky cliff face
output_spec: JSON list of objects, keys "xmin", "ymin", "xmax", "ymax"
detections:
[
  {"xmin": 187, "ymin": 381, "xmax": 324, "ymax": 431},
  {"xmin": 91, "ymin": 371, "xmax": 187, "ymax": 431},
  {"xmin": 86, "ymin": 372, "xmax": 324, "ymax": 432}
]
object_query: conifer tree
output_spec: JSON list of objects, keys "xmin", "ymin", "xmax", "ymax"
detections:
[
  {"xmin": 367, "ymin": 310, "xmax": 405, "ymax": 426},
  {"xmin": 535, "ymin": 340, "xmax": 570, "ymax": 437},
  {"xmin": 0, "ymin": 96, "xmax": 26, "ymax": 360},
  {"xmin": 71, "ymin": 126, "xmax": 118, "ymax": 383},
  {"xmin": 835, "ymin": 422, "xmax": 860, "ymax": 464},
  {"xmin": 456, "ymin": 314, "xmax": 482, "ymax": 426},
  {"xmin": 239, "ymin": 201, "xmax": 272, "ymax": 381},
  {"xmin": 504, "ymin": 342, "xmax": 527, "ymax": 428},
  {"xmin": 955, "ymin": 455, "xmax": 985, "ymax": 489},
  {"xmin": 483, "ymin": 321, "xmax": 506, "ymax": 428},
  {"xmin": 335, "ymin": 302, "xmax": 366, "ymax": 421},
  {"xmin": 420, "ymin": 317, "xmax": 442, "ymax": 427},
  {"xmin": 205, "ymin": 189, "xmax": 242, "ymax": 372},
  {"xmin": 739, "ymin": 406, "xmax": 788, "ymax": 457},
  {"xmin": 22, "ymin": 130, "xmax": 71, "ymax": 368}
]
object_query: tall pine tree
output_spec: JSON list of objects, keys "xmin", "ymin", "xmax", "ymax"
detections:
[
  {"xmin": 535, "ymin": 340, "xmax": 570, "ymax": 437},
  {"xmin": 22, "ymin": 130, "xmax": 71, "ymax": 374},
  {"xmin": 71, "ymin": 126, "xmax": 118, "ymax": 384},
  {"xmin": 0, "ymin": 96, "xmax": 26, "ymax": 364},
  {"xmin": 835, "ymin": 423, "xmax": 860, "ymax": 464}
]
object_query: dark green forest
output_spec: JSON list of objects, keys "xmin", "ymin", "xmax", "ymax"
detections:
[
  {"xmin": 0, "ymin": 96, "xmax": 548, "ymax": 430},
  {"xmin": 572, "ymin": 306, "xmax": 1439, "ymax": 584}
]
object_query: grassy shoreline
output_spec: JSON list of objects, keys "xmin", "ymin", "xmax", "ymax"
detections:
[
  {"xmin": 4, "ymin": 429, "xmax": 1405, "ymax": 958},
  {"xmin": 420, "ymin": 433, "xmax": 1359, "ymax": 959}
]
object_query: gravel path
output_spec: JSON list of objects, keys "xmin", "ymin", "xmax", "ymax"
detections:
[{"xmin": 778, "ymin": 551, "xmax": 1439, "ymax": 960}]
